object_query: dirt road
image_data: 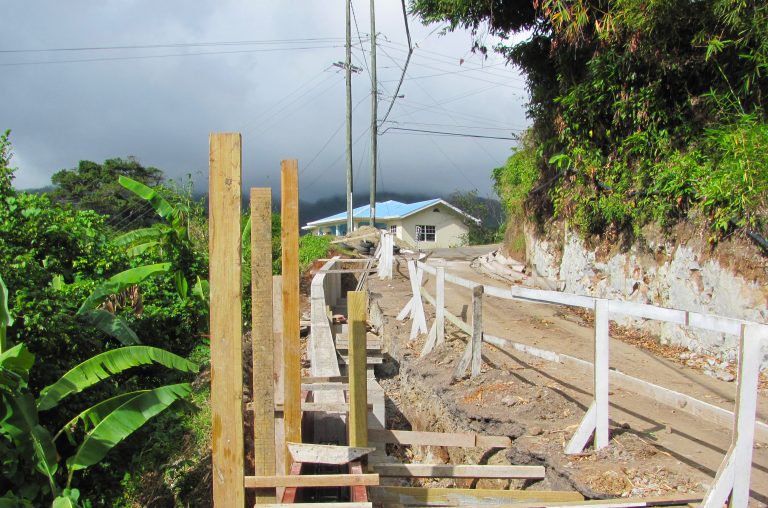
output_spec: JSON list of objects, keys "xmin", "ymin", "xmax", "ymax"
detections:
[{"xmin": 368, "ymin": 250, "xmax": 768, "ymax": 505}]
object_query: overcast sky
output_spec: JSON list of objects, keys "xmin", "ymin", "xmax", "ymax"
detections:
[{"xmin": 1, "ymin": 1, "xmax": 529, "ymax": 203}]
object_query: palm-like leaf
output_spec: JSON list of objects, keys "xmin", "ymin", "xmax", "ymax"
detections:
[
  {"xmin": 76, "ymin": 263, "xmax": 171, "ymax": 315},
  {"xmin": 79, "ymin": 309, "xmax": 141, "ymax": 345},
  {"xmin": 66, "ymin": 383, "xmax": 191, "ymax": 472},
  {"xmin": 55, "ymin": 391, "xmax": 146, "ymax": 442},
  {"xmin": 37, "ymin": 346, "xmax": 198, "ymax": 411},
  {"xmin": 112, "ymin": 226, "xmax": 164, "ymax": 247},
  {"xmin": 0, "ymin": 273, "xmax": 12, "ymax": 353},
  {"xmin": 118, "ymin": 176, "xmax": 175, "ymax": 222}
]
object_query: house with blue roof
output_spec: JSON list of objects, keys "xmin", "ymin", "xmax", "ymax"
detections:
[{"xmin": 302, "ymin": 199, "xmax": 479, "ymax": 248}]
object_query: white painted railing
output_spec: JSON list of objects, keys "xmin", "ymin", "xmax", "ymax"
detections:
[
  {"xmin": 375, "ymin": 231, "xmax": 393, "ymax": 280},
  {"xmin": 396, "ymin": 258, "xmax": 767, "ymax": 507}
]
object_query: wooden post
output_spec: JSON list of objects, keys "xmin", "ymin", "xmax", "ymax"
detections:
[
  {"xmin": 470, "ymin": 285, "xmax": 484, "ymax": 377},
  {"xmin": 348, "ymin": 291, "xmax": 369, "ymax": 448},
  {"xmin": 436, "ymin": 267, "xmax": 445, "ymax": 346},
  {"xmin": 209, "ymin": 133, "xmax": 245, "ymax": 507},
  {"xmin": 594, "ymin": 298, "xmax": 610, "ymax": 449},
  {"xmin": 272, "ymin": 276, "xmax": 285, "ymax": 498},
  {"xmin": 281, "ymin": 159, "xmax": 301, "ymax": 472},
  {"xmin": 407, "ymin": 261, "xmax": 427, "ymax": 339},
  {"xmin": 251, "ymin": 188, "xmax": 275, "ymax": 503}
]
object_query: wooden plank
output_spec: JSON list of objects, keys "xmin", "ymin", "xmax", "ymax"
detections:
[
  {"xmin": 338, "ymin": 354, "xmax": 383, "ymax": 365},
  {"xmin": 260, "ymin": 504, "xmax": 372, "ymax": 508},
  {"xmin": 301, "ymin": 382, "xmax": 350, "ymax": 391},
  {"xmin": 280, "ymin": 461, "xmax": 302, "ymax": 504},
  {"xmin": 421, "ymin": 287, "xmax": 471, "ymax": 336},
  {"xmin": 209, "ymin": 132, "xmax": 245, "ymax": 507},
  {"xmin": 367, "ymin": 429, "xmax": 475, "ymax": 448},
  {"xmin": 594, "ymin": 299, "xmax": 610, "ymax": 449},
  {"xmin": 727, "ymin": 324, "xmax": 763, "ymax": 507},
  {"xmin": 349, "ymin": 461, "xmax": 369, "ymax": 503},
  {"xmin": 508, "ymin": 285, "xmax": 594, "ymax": 309},
  {"xmin": 475, "ymin": 434, "xmax": 513, "ymax": 448},
  {"xmin": 501, "ymin": 494, "xmax": 703, "ymax": 507},
  {"xmin": 369, "ymin": 486, "xmax": 583, "ymax": 505},
  {"xmin": 302, "ymin": 375, "xmax": 349, "ymax": 383},
  {"xmin": 436, "ymin": 267, "xmax": 445, "ymax": 346},
  {"xmin": 373, "ymin": 464, "xmax": 544, "ymax": 479},
  {"xmin": 565, "ymin": 401, "xmax": 597, "ymax": 455},
  {"xmin": 250, "ymin": 187, "xmax": 275, "ymax": 504},
  {"xmin": 287, "ymin": 443, "xmax": 376, "ymax": 465},
  {"xmin": 244, "ymin": 473, "xmax": 379, "ymax": 488},
  {"xmin": 471, "ymin": 284, "xmax": 484, "ymax": 377},
  {"xmin": 348, "ymin": 291, "xmax": 368, "ymax": 448},
  {"xmin": 272, "ymin": 276, "xmax": 285, "ymax": 499},
  {"xmin": 281, "ymin": 159, "xmax": 301, "ymax": 472}
]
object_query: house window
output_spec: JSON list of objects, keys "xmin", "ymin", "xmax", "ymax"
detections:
[
  {"xmin": 389, "ymin": 225, "xmax": 397, "ymax": 234},
  {"xmin": 416, "ymin": 225, "xmax": 435, "ymax": 242}
]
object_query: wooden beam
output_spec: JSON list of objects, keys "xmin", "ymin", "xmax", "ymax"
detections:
[
  {"xmin": 272, "ymin": 275, "xmax": 285, "ymax": 497},
  {"xmin": 281, "ymin": 159, "xmax": 301, "ymax": 472},
  {"xmin": 251, "ymin": 187, "xmax": 275, "ymax": 504},
  {"xmin": 302, "ymin": 375, "xmax": 349, "ymax": 383},
  {"xmin": 209, "ymin": 132, "xmax": 245, "ymax": 507},
  {"xmin": 287, "ymin": 442, "xmax": 375, "ymax": 465},
  {"xmin": 369, "ymin": 486, "xmax": 583, "ymax": 505},
  {"xmin": 280, "ymin": 461, "xmax": 302, "ymax": 504},
  {"xmin": 373, "ymin": 464, "xmax": 545, "ymax": 479},
  {"xmin": 497, "ymin": 494, "xmax": 703, "ymax": 507},
  {"xmin": 244, "ymin": 473, "xmax": 379, "ymax": 488},
  {"xmin": 594, "ymin": 299, "xmax": 610, "ymax": 449},
  {"xmin": 259, "ymin": 504, "xmax": 372, "ymax": 508},
  {"xmin": 348, "ymin": 291, "xmax": 368, "ymax": 448},
  {"xmin": 367, "ymin": 429, "xmax": 513, "ymax": 448},
  {"xmin": 301, "ymin": 382, "xmax": 350, "ymax": 391},
  {"xmin": 349, "ymin": 461, "xmax": 369, "ymax": 503}
]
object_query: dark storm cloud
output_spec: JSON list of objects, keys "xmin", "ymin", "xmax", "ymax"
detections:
[{"xmin": 0, "ymin": 0, "xmax": 528, "ymax": 202}]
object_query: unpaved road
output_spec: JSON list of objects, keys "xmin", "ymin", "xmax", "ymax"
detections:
[{"xmin": 367, "ymin": 250, "xmax": 768, "ymax": 506}]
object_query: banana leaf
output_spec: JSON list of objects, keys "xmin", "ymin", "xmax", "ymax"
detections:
[
  {"xmin": 79, "ymin": 309, "xmax": 141, "ymax": 345},
  {"xmin": 55, "ymin": 391, "xmax": 146, "ymax": 443},
  {"xmin": 118, "ymin": 176, "xmax": 175, "ymax": 222},
  {"xmin": 0, "ymin": 273, "xmax": 12, "ymax": 353},
  {"xmin": 3, "ymin": 393, "xmax": 59, "ymax": 492},
  {"xmin": 125, "ymin": 241, "xmax": 162, "ymax": 258},
  {"xmin": 76, "ymin": 263, "xmax": 171, "ymax": 315},
  {"xmin": 191, "ymin": 276, "xmax": 209, "ymax": 305},
  {"xmin": 0, "ymin": 343, "xmax": 34, "ymax": 389},
  {"xmin": 37, "ymin": 346, "xmax": 198, "ymax": 411},
  {"xmin": 66, "ymin": 383, "xmax": 191, "ymax": 472},
  {"xmin": 112, "ymin": 226, "xmax": 164, "ymax": 246}
]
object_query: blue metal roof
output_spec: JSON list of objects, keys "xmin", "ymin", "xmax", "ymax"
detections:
[{"xmin": 306, "ymin": 199, "xmax": 443, "ymax": 226}]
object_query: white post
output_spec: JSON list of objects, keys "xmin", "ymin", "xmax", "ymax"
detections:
[
  {"xmin": 702, "ymin": 324, "xmax": 764, "ymax": 507},
  {"xmin": 409, "ymin": 263, "xmax": 427, "ymax": 339},
  {"xmin": 594, "ymin": 298, "xmax": 610, "ymax": 449},
  {"xmin": 436, "ymin": 267, "xmax": 445, "ymax": 346},
  {"xmin": 470, "ymin": 285, "xmax": 484, "ymax": 377}
]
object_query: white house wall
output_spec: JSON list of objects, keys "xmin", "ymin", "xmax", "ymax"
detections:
[{"xmin": 399, "ymin": 204, "xmax": 469, "ymax": 248}]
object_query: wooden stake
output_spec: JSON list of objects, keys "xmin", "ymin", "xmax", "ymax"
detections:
[
  {"xmin": 281, "ymin": 159, "xmax": 301, "ymax": 471},
  {"xmin": 471, "ymin": 284, "xmax": 484, "ymax": 377},
  {"xmin": 272, "ymin": 276, "xmax": 285, "ymax": 498},
  {"xmin": 348, "ymin": 291, "xmax": 368, "ymax": 448},
  {"xmin": 209, "ymin": 132, "xmax": 245, "ymax": 507},
  {"xmin": 250, "ymin": 188, "xmax": 275, "ymax": 503}
]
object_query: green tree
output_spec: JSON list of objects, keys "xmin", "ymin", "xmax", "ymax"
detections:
[
  {"xmin": 447, "ymin": 190, "xmax": 502, "ymax": 245},
  {"xmin": 50, "ymin": 157, "xmax": 163, "ymax": 229}
]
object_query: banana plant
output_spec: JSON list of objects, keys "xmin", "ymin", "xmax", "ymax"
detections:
[
  {"xmin": 0, "ymin": 273, "xmax": 11, "ymax": 353},
  {"xmin": 1, "ymin": 341, "xmax": 198, "ymax": 507}
]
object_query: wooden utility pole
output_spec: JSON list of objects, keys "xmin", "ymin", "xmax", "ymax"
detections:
[
  {"xmin": 208, "ymin": 133, "xmax": 245, "ymax": 507},
  {"xmin": 345, "ymin": 0, "xmax": 354, "ymax": 234},
  {"xmin": 369, "ymin": 0, "xmax": 378, "ymax": 225},
  {"xmin": 281, "ymin": 160, "xmax": 301, "ymax": 472}
]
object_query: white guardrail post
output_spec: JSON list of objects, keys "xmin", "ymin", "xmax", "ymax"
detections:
[
  {"xmin": 565, "ymin": 298, "xmax": 610, "ymax": 453},
  {"xmin": 702, "ymin": 323, "xmax": 764, "ymax": 508}
]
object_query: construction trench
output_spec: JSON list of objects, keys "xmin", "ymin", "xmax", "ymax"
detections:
[{"xmin": 207, "ymin": 133, "xmax": 767, "ymax": 507}]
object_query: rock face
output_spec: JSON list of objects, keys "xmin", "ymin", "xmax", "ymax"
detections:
[{"xmin": 524, "ymin": 223, "xmax": 768, "ymax": 369}]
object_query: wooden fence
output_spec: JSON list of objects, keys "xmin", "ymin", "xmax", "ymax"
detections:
[{"xmin": 397, "ymin": 258, "xmax": 767, "ymax": 508}]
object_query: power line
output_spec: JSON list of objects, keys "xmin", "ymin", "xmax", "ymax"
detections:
[
  {"xmin": 350, "ymin": 1, "xmax": 371, "ymax": 82},
  {"xmin": 0, "ymin": 37, "xmax": 351, "ymax": 53},
  {"xmin": 380, "ymin": 126, "xmax": 519, "ymax": 140},
  {"xmin": 378, "ymin": 0, "xmax": 412, "ymax": 126},
  {"xmin": 382, "ymin": 120, "xmax": 519, "ymax": 132},
  {"xmin": 0, "ymin": 43, "xmax": 366, "ymax": 67}
]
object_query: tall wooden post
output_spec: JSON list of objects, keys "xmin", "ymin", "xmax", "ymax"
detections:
[
  {"xmin": 251, "ymin": 188, "xmax": 275, "ymax": 503},
  {"xmin": 281, "ymin": 160, "xmax": 301, "ymax": 471},
  {"xmin": 470, "ymin": 285, "xmax": 484, "ymax": 377},
  {"xmin": 272, "ymin": 276, "xmax": 286, "ymax": 497},
  {"xmin": 209, "ymin": 133, "xmax": 245, "ymax": 507},
  {"xmin": 348, "ymin": 291, "xmax": 369, "ymax": 448}
]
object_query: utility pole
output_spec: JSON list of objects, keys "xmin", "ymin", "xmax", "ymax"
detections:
[
  {"xmin": 369, "ymin": 0, "xmax": 378, "ymax": 226},
  {"xmin": 345, "ymin": 0, "xmax": 354, "ymax": 235}
]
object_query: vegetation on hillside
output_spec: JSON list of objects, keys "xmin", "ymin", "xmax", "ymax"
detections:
[{"xmin": 413, "ymin": 0, "xmax": 768, "ymax": 246}]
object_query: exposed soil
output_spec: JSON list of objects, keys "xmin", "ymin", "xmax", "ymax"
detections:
[{"xmin": 367, "ymin": 256, "xmax": 768, "ymax": 506}]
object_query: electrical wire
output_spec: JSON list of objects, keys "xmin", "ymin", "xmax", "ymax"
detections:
[
  {"xmin": 378, "ymin": 0, "xmax": 412, "ymax": 126},
  {"xmin": 380, "ymin": 126, "xmax": 518, "ymax": 140}
]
